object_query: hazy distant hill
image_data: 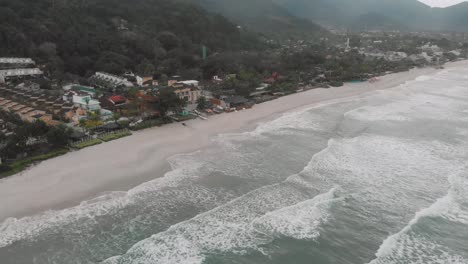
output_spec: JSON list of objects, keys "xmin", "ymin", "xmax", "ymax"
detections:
[
  {"xmin": 438, "ymin": 2, "xmax": 468, "ymax": 31},
  {"xmin": 274, "ymin": 0, "xmax": 468, "ymax": 32},
  {"xmin": 182, "ymin": 0, "xmax": 325, "ymax": 35}
]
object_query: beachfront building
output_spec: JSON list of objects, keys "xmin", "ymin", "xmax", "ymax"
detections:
[
  {"xmin": 223, "ymin": 96, "xmax": 251, "ymax": 109},
  {"xmin": 174, "ymin": 86, "xmax": 202, "ymax": 104}
]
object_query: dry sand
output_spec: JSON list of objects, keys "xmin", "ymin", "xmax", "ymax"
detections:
[{"xmin": 0, "ymin": 65, "xmax": 447, "ymax": 221}]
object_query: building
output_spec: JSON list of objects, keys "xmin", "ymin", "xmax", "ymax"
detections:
[
  {"xmin": 177, "ymin": 80, "xmax": 199, "ymax": 87},
  {"xmin": 63, "ymin": 84, "xmax": 97, "ymax": 97},
  {"xmin": 100, "ymin": 95, "xmax": 128, "ymax": 112},
  {"xmin": 93, "ymin": 72, "xmax": 134, "ymax": 88},
  {"xmin": 0, "ymin": 68, "xmax": 43, "ymax": 83},
  {"xmin": 0, "ymin": 58, "xmax": 35, "ymax": 65},
  {"xmin": 64, "ymin": 107, "xmax": 88, "ymax": 124},
  {"xmin": 72, "ymin": 95, "xmax": 101, "ymax": 111},
  {"xmin": 174, "ymin": 86, "xmax": 202, "ymax": 104},
  {"xmin": 0, "ymin": 57, "xmax": 43, "ymax": 83},
  {"xmin": 223, "ymin": 96, "xmax": 251, "ymax": 109}
]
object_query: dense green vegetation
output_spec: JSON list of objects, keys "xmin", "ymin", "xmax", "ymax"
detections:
[
  {"xmin": 71, "ymin": 138, "xmax": 103, "ymax": 149},
  {"xmin": 129, "ymin": 119, "xmax": 167, "ymax": 131},
  {"xmin": 0, "ymin": 0, "xmax": 263, "ymax": 80},
  {"xmin": 0, "ymin": 112, "xmax": 72, "ymax": 159},
  {"xmin": 0, "ymin": 148, "xmax": 69, "ymax": 179},
  {"xmin": 98, "ymin": 130, "xmax": 132, "ymax": 142},
  {"xmin": 183, "ymin": 0, "xmax": 324, "ymax": 36}
]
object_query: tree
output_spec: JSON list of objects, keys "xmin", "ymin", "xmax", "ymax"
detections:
[
  {"xmin": 197, "ymin": 96, "xmax": 207, "ymax": 110},
  {"xmin": 158, "ymin": 89, "xmax": 186, "ymax": 116},
  {"xmin": 79, "ymin": 119, "xmax": 86, "ymax": 128},
  {"xmin": 112, "ymin": 113, "xmax": 121, "ymax": 123},
  {"xmin": 46, "ymin": 126, "xmax": 71, "ymax": 147},
  {"xmin": 157, "ymin": 31, "xmax": 181, "ymax": 51},
  {"xmin": 38, "ymin": 42, "xmax": 57, "ymax": 58},
  {"xmin": 136, "ymin": 59, "xmax": 156, "ymax": 76}
]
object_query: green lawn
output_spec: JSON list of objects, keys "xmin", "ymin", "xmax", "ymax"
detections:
[
  {"xmin": 130, "ymin": 119, "xmax": 166, "ymax": 131},
  {"xmin": 98, "ymin": 130, "xmax": 132, "ymax": 142},
  {"xmin": 71, "ymin": 138, "xmax": 103, "ymax": 149},
  {"xmin": 0, "ymin": 148, "xmax": 69, "ymax": 179}
]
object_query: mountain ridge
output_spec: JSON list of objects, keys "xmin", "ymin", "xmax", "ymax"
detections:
[
  {"xmin": 274, "ymin": 0, "xmax": 468, "ymax": 32},
  {"xmin": 181, "ymin": 0, "xmax": 326, "ymax": 36}
]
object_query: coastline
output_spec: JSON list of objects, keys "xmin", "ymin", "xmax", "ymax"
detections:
[{"xmin": 0, "ymin": 65, "xmax": 450, "ymax": 221}]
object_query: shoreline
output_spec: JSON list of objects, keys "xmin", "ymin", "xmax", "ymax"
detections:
[{"xmin": 0, "ymin": 64, "xmax": 453, "ymax": 221}]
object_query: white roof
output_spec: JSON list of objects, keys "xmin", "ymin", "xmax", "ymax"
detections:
[{"xmin": 178, "ymin": 80, "xmax": 199, "ymax": 85}]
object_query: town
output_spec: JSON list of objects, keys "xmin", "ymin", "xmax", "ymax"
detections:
[{"xmin": 0, "ymin": 31, "xmax": 467, "ymax": 177}]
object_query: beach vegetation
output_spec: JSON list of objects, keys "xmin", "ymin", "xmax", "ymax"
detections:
[
  {"xmin": 158, "ymin": 89, "xmax": 186, "ymax": 116},
  {"xmin": 197, "ymin": 96, "xmax": 208, "ymax": 110},
  {"xmin": 71, "ymin": 139, "xmax": 103, "ymax": 150},
  {"xmin": 0, "ymin": 148, "xmax": 69, "ymax": 179},
  {"xmin": 98, "ymin": 130, "xmax": 132, "ymax": 142},
  {"xmin": 129, "ymin": 119, "xmax": 167, "ymax": 131}
]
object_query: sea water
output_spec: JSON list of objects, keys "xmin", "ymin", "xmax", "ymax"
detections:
[{"xmin": 1, "ymin": 65, "xmax": 468, "ymax": 264}]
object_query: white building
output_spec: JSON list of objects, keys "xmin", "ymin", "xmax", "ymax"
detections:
[
  {"xmin": 0, "ymin": 58, "xmax": 35, "ymax": 64},
  {"xmin": 177, "ymin": 80, "xmax": 199, "ymax": 87},
  {"xmin": 72, "ymin": 94, "xmax": 101, "ymax": 111},
  {"xmin": 94, "ymin": 72, "xmax": 133, "ymax": 87},
  {"xmin": 0, "ymin": 68, "xmax": 43, "ymax": 83}
]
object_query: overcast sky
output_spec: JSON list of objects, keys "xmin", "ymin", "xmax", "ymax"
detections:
[{"xmin": 419, "ymin": 0, "xmax": 467, "ymax": 7}]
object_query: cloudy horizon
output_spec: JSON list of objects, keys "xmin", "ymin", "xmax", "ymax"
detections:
[{"xmin": 419, "ymin": 0, "xmax": 467, "ymax": 7}]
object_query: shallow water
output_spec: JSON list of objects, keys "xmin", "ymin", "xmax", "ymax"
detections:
[{"xmin": 1, "ymin": 66, "xmax": 468, "ymax": 264}]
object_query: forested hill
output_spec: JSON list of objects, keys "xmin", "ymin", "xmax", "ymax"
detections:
[
  {"xmin": 182, "ymin": 0, "xmax": 324, "ymax": 35},
  {"xmin": 0, "ymin": 0, "xmax": 264, "ymax": 78}
]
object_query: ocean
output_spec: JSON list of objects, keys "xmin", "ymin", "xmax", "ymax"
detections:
[{"xmin": 1, "ymin": 66, "xmax": 468, "ymax": 264}]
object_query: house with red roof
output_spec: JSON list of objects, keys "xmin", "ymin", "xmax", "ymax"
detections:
[{"xmin": 100, "ymin": 95, "xmax": 128, "ymax": 112}]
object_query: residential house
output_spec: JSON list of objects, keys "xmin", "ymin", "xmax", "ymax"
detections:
[
  {"xmin": 142, "ymin": 76, "xmax": 158, "ymax": 87},
  {"xmin": 72, "ymin": 94, "xmax": 101, "ymax": 111},
  {"xmin": 123, "ymin": 72, "xmax": 144, "ymax": 86},
  {"xmin": 174, "ymin": 86, "xmax": 202, "ymax": 104},
  {"xmin": 100, "ymin": 95, "xmax": 128, "ymax": 112},
  {"xmin": 65, "ymin": 107, "xmax": 88, "ymax": 124},
  {"xmin": 177, "ymin": 80, "xmax": 199, "ymax": 87},
  {"xmin": 264, "ymin": 72, "xmax": 280, "ymax": 84},
  {"xmin": 134, "ymin": 91, "xmax": 160, "ymax": 116},
  {"xmin": 223, "ymin": 96, "xmax": 252, "ymax": 109}
]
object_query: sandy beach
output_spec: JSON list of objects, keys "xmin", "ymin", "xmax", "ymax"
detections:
[{"xmin": 0, "ymin": 65, "xmax": 447, "ymax": 221}]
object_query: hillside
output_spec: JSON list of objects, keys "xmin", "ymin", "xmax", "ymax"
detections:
[
  {"xmin": 437, "ymin": 2, "xmax": 468, "ymax": 31},
  {"xmin": 0, "ymin": 0, "xmax": 263, "ymax": 78},
  {"xmin": 274, "ymin": 0, "xmax": 468, "ymax": 32},
  {"xmin": 183, "ymin": 0, "xmax": 325, "ymax": 36}
]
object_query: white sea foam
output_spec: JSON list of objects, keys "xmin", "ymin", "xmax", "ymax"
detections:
[
  {"xmin": 368, "ymin": 173, "xmax": 468, "ymax": 264},
  {"xmin": 0, "ymin": 159, "xmax": 206, "ymax": 248},
  {"xmin": 252, "ymin": 187, "xmax": 342, "ymax": 240},
  {"xmin": 102, "ymin": 185, "xmax": 342, "ymax": 264},
  {"xmin": 345, "ymin": 87, "xmax": 468, "ymax": 123}
]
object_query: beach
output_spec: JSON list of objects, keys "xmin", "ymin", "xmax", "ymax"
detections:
[
  {"xmin": 0, "ymin": 65, "xmax": 444, "ymax": 221},
  {"xmin": 1, "ymin": 61, "xmax": 468, "ymax": 264}
]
